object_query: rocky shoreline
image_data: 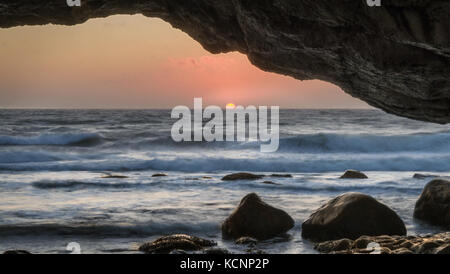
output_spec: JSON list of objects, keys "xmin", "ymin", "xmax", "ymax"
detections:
[{"xmin": 3, "ymin": 171, "xmax": 449, "ymax": 255}]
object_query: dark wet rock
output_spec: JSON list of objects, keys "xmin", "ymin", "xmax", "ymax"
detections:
[
  {"xmin": 202, "ymin": 176, "xmax": 213, "ymax": 179},
  {"xmin": 3, "ymin": 250, "xmax": 31, "ymax": 254},
  {"xmin": 139, "ymin": 234, "xmax": 216, "ymax": 254},
  {"xmin": 270, "ymin": 174, "xmax": 292, "ymax": 178},
  {"xmin": 315, "ymin": 232, "xmax": 450, "ymax": 254},
  {"xmin": 340, "ymin": 170, "xmax": 368, "ymax": 179},
  {"xmin": 302, "ymin": 193, "xmax": 406, "ymax": 242},
  {"xmin": 235, "ymin": 236, "xmax": 258, "ymax": 246},
  {"xmin": 222, "ymin": 193, "xmax": 294, "ymax": 240},
  {"xmin": 2, "ymin": 1, "xmax": 449, "ymax": 123},
  {"xmin": 414, "ymin": 179, "xmax": 450, "ymax": 229},
  {"xmin": 222, "ymin": 173, "xmax": 264, "ymax": 181},
  {"xmin": 152, "ymin": 173, "xmax": 168, "ymax": 177},
  {"xmin": 413, "ymin": 173, "xmax": 440, "ymax": 179},
  {"xmin": 202, "ymin": 248, "xmax": 231, "ymax": 254},
  {"xmin": 261, "ymin": 181, "xmax": 280, "ymax": 185}
]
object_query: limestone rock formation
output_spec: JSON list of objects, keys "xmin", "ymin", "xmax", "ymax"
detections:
[{"xmin": 0, "ymin": 1, "xmax": 449, "ymax": 123}]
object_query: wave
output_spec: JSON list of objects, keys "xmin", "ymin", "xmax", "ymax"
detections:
[
  {"xmin": 0, "ymin": 221, "xmax": 219, "ymax": 237},
  {"xmin": 0, "ymin": 133, "xmax": 103, "ymax": 146},
  {"xmin": 271, "ymin": 132, "xmax": 450, "ymax": 153},
  {"xmin": 123, "ymin": 132, "xmax": 450, "ymax": 154},
  {"xmin": 2, "ymin": 152, "xmax": 450, "ymax": 173},
  {"xmin": 32, "ymin": 180, "xmax": 147, "ymax": 190}
]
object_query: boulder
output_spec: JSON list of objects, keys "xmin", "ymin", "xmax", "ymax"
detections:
[
  {"xmin": 414, "ymin": 179, "xmax": 450, "ymax": 229},
  {"xmin": 222, "ymin": 173, "xmax": 264, "ymax": 181},
  {"xmin": 340, "ymin": 170, "xmax": 368, "ymax": 179},
  {"xmin": 222, "ymin": 193, "xmax": 294, "ymax": 240},
  {"xmin": 302, "ymin": 193, "xmax": 406, "ymax": 242},
  {"xmin": 139, "ymin": 234, "xmax": 216, "ymax": 254}
]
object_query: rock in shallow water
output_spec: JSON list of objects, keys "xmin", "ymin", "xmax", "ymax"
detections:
[
  {"xmin": 340, "ymin": 170, "xmax": 368, "ymax": 179},
  {"xmin": 139, "ymin": 234, "xmax": 216, "ymax": 254},
  {"xmin": 222, "ymin": 193, "xmax": 294, "ymax": 240},
  {"xmin": 414, "ymin": 179, "xmax": 450, "ymax": 229},
  {"xmin": 302, "ymin": 193, "xmax": 406, "ymax": 242}
]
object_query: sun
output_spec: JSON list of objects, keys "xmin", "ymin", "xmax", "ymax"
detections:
[{"xmin": 226, "ymin": 103, "xmax": 236, "ymax": 109}]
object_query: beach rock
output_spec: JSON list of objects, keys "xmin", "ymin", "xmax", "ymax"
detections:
[
  {"xmin": 222, "ymin": 173, "xmax": 264, "ymax": 181},
  {"xmin": 414, "ymin": 179, "xmax": 450, "ymax": 229},
  {"xmin": 139, "ymin": 234, "xmax": 216, "ymax": 254},
  {"xmin": 340, "ymin": 170, "xmax": 368, "ymax": 179},
  {"xmin": 222, "ymin": 193, "xmax": 294, "ymax": 240},
  {"xmin": 315, "ymin": 232, "xmax": 450, "ymax": 254},
  {"xmin": 302, "ymin": 193, "xmax": 406, "ymax": 242},
  {"xmin": 152, "ymin": 173, "xmax": 168, "ymax": 177},
  {"xmin": 3, "ymin": 250, "xmax": 31, "ymax": 254}
]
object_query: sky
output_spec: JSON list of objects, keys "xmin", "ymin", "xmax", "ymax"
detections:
[{"xmin": 0, "ymin": 14, "xmax": 370, "ymax": 109}]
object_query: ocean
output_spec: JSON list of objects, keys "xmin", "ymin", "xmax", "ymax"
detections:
[{"xmin": 0, "ymin": 109, "xmax": 449, "ymax": 254}]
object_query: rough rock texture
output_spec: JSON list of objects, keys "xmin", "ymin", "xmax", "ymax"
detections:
[
  {"xmin": 0, "ymin": 0, "xmax": 449, "ymax": 123},
  {"xmin": 340, "ymin": 170, "xmax": 369, "ymax": 179},
  {"xmin": 302, "ymin": 193, "xmax": 406, "ymax": 242},
  {"xmin": 138, "ymin": 234, "xmax": 216, "ymax": 254},
  {"xmin": 414, "ymin": 179, "xmax": 450, "ymax": 229},
  {"xmin": 222, "ymin": 193, "xmax": 295, "ymax": 240},
  {"xmin": 315, "ymin": 232, "xmax": 450, "ymax": 254}
]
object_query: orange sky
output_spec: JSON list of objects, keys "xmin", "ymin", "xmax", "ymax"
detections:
[{"xmin": 0, "ymin": 14, "xmax": 370, "ymax": 109}]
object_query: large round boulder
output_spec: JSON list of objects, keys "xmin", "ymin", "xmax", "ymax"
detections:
[
  {"xmin": 302, "ymin": 193, "xmax": 406, "ymax": 242},
  {"xmin": 222, "ymin": 193, "xmax": 294, "ymax": 240},
  {"xmin": 414, "ymin": 179, "xmax": 450, "ymax": 229}
]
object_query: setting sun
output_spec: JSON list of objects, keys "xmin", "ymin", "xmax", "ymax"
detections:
[{"xmin": 226, "ymin": 103, "xmax": 236, "ymax": 109}]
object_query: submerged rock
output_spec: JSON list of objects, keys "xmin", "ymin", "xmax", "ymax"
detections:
[
  {"xmin": 152, "ymin": 173, "xmax": 168, "ymax": 177},
  {"xmin": 139, "ymin": 234, "xmax": 216, "ymax": 254},
  {"xmin": 302, "ymin": 193, "xmax": 406, "ymax": 242},
  {"xmin": 261, "ymin": 181, "xmax": 280, "ymax": 185},
  {"xmin": 222, "ymin": 173, "xmax": 264, "ymax": 181},
  {"xmin": 414, "ymin": 179, "xmax": 450, "ymax": 229},
  {"xmin": 340, "ymin": 170, "xmax": 368, "ymax": 179},
  {"xmin": 202, "ymin": 247, "xmax": 231, "ymax": 254},
  {"xmin": 101, "ymin": 173, "xmax": 128, "ymax": 179},
  {"xmin": 222, "ymin": 193, "xmax": 294, "ymax": 240},
  {"xmin": 315, "ymin": 232, "xmax": 450, "ymax": 254},
  {"xmin": 270, "ymin": 174, "xmax": 292, "ymax": 178}
]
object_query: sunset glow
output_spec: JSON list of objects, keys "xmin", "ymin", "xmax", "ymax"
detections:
[{"xmin": 0, "ymin": 14, "xmax": 370, "ymax": 109}]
